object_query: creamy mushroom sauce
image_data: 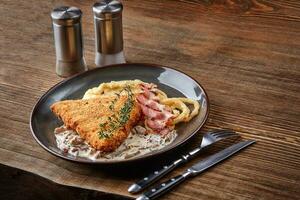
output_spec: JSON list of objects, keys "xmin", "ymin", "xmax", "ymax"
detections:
[{"xmin": 54, "ymin": 125, "xmax": 177, "ymax": 161}]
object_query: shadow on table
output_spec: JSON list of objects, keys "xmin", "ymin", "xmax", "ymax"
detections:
[{"xmin": 0, "ymin": 164, "xmax": 131, "ymax": 200}]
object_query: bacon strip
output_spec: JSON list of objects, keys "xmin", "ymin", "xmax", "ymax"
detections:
[
  {"xmin": 140, "ymin": 104, "xmax": 165, "ymax": 119},
  {"xmin": 137, "ymin": 94, "xmax": 164, "ymax": 112},
  {"xmin": 137, "ymin": 83, "xmax": 174, "ymax": 135},
  {"xmin": 146, "ymin": 119, "xmax": 166, "ymax": 130}
]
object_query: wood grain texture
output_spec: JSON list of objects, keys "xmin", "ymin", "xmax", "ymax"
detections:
[{"xmin": 0, "ymin": 0, "xmax": 300, "ymax": 199}]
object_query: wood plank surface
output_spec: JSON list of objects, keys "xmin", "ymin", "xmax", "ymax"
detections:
[{"xmin": 0, "ymin": 0, "xmax": 300, "ymax": 199}]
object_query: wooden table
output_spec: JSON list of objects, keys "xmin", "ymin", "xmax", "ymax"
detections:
[{"xmin": 1, "ymin": 0, "xmax": 299, "ymax": 199}]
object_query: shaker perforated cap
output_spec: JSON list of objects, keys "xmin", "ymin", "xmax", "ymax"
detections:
[
  {"xmin": 93, "ymin": 0, "xmax": 124, "ymax": 54},
  {"xmin": 51, "ymin": 6, "xmax": 82, "ymax": 25},
  {"xmin": 93, "ymin": 0, "xmax": 123, "ymax": 19}
]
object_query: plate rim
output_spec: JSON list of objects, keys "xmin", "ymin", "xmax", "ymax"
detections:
[{"xmin": 30, "ymin": 63, "xmax": 210, "ymax": 164}]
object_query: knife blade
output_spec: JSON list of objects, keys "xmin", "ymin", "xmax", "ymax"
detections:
[
  {"xmin": 190, "ymin": 139, "xmax": 255, "ymax": 173},
  {"xmin": 136, "ymin": 140, "xmax": 255, "ymax": 200}
]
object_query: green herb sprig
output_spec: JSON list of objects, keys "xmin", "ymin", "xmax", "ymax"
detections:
[{"xmin": 98, "ymin": 86, "xmax": 134, "ymax": 139}]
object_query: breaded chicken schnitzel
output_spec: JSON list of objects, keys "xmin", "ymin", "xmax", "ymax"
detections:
[{"xmin": 51, "ymin": 94, "xmax": 141, "ymax": 152}]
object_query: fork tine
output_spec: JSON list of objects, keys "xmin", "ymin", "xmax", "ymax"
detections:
[
  {"xmin": 209, "ymin": 129, "xmax": 232, "ymax": 133},
  {"xmin": 210, "ymin": 129, "xmax": 235, "ymax": 136},
  {"xmin": 215, "ymin": 132, "xmax": 239, "ymax": 139}
]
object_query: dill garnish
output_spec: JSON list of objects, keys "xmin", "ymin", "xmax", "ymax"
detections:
[{"xmin": 98, "ymin": 85, "xmax": 134, "ymax": 139}]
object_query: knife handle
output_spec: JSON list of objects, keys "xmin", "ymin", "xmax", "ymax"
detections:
[
  {"xmin": 129, "ymin": 147, "xmax": 203, "ymax": 194},
  {"xmin": 131, "ymin": 159, "xmax": 180, "ymax": 193},
  {"xmin": 137, "ymin": 171, "xmax": 193, "ymax": 200}
]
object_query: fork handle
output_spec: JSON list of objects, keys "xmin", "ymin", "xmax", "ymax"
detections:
[
  {"xmin": 128, "ymin": 147, "xmax": 202, "ymax": 194},
  {"xmin": 136, "ymin": 171, "xmax": 193, "ymax": 200}
]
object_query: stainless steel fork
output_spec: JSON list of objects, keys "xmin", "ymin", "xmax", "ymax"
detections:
[{"xmin": 128, "ymin": 129, "xmax": 239, "ymax": 193}]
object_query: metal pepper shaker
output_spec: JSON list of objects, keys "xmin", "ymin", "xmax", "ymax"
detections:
[
  {"xmin": 93, "ymin": 0, "xmax": 126, "ymax": 67},
  {"xmin": 51, "ymin": 6, "xmax": 87, "ymax": 77}
]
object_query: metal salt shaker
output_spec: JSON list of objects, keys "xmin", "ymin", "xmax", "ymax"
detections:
[
  {"xmin": 93, "ymin": 0, "xmax": 126, "ymax": 67},
  {"xmin": 51, "ymin": 6, "xmax": 87, "ymax": 77}
]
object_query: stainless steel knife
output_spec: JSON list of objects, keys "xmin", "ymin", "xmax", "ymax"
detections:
[{"xmin": 136, "ymin": 140, "xmax": 255, "ymax": 200}]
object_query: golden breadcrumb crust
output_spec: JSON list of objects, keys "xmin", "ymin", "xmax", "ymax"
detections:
[{"xmin": 50, "ymin": 96, "xmax": 141, "ymax": 152}]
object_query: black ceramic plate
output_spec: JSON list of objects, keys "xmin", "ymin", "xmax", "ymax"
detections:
[{"xmin": 30, "ymin": 63, "xmax": 209, "ymax": 164}]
